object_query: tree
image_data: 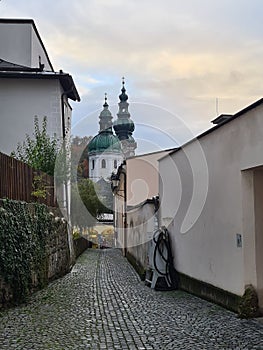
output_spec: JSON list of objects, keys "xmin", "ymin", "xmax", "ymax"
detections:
[
  {"xmin": 70, "ymin": 178, "xmax": 110, "ymax": 229},
  {"xmin": 71, "ymin": 135, "xmax": 92, "ymax": 182},
  {"xmin": 11, "ymin": 116, "xmax": 59, "ymax": 176}
]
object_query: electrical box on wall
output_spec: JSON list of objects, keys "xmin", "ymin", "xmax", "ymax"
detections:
[{"xmin": 236, "ymin": 233, "xmax": 242, "ymax": 248}]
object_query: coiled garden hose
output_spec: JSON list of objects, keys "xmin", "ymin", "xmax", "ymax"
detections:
[{"xmin": 153, "ymin": 226, "xmax": 179, "ymax": 290}]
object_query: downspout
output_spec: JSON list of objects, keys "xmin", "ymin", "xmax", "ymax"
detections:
[
  {"xmin": 61, "ymin": 88, "xmax": 75, "ymax": 265},
  {"xmin": 123, "ymin": 161, "xmax": 127, "ymax": 257},
  {"xmin": 61, "ymin": 89, "xmax": 72, "ymax": 139}
]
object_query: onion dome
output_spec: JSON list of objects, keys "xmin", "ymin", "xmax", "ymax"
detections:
[
  {"xmin": 113, "ymin": 118, "xmax": 135, "ymax": 140},
  {"xmin": 88, "ymin": 94, "xmax": 122, "ymax": 155},
  {"xmin": 119, "ymin": 83, "xmax": 128, "ymax": 102},
  {"xmin": 88, "ymin": 129, "xmax": 122, "ymax": 154}
]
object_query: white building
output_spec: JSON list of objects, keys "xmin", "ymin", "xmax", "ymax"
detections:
[
  {"xmin": 0, "ymin": 18, "xmax": 80, "ymax": 262},
  {"xmin": 0, "ymin": 19, "xmax": 80, "ymax": 155},
  {"xmin": 159, "ymin": 98, "xmax": 263, "ymax": 313}
]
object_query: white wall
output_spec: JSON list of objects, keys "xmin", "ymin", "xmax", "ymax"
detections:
[
  {"xmin": 0, "ymin": 23, "xmax": 31, "ymax": 66},
  {"xmin": 89, "ymin": 152, "xmax": 123, "ymax": 182},
  {"xmin": 31, "ymin": 25, "xmax": 53, "ymax": 70},
  {"xmin": 0, "ymin": 78, "xmax": 64, "ymax": 155},
  {"xmin": 0, "ymin": 22, "xmax": 52, "ymax": 70},
  {"xmin": 159, "ymin": 102, "xmax": 263, "ymax": 299}
]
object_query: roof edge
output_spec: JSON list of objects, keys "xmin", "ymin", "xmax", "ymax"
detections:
[{"xmin": 160, "ymin": 97, "xmax": 263, "ymax": 160}]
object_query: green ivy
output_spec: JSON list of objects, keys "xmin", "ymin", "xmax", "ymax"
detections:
[{"xmin": 0, "ymin": 199, "xmax": 54, "ymax": 303}]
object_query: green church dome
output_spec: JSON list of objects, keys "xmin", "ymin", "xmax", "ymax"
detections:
[{"xmin": 88, "ymin": 128, "xmax": 122, "ymax": 154}]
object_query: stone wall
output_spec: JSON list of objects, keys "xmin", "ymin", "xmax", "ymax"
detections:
[
  {"xmin": 73, "ymin": 237, "xmax": 92, "ymax": 259},
  {"xmin": 47, "ymin": 217, "xmax": 71, "ymax": 280},
  {"xmin": 0, "ymin": 200, "xmax": 73, "ymax": 307}
]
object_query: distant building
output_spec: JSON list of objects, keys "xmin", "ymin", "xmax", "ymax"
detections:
[
  {"xmin": 88, "ymin": 79, "xmax": 137, "ymax": 183},
  {"xmin": 113, "ymin": 79, "xmax": 137, "ymax": 159},
  {"xmin": 88, "ymin": 94, "xmax": 123, "ymax": 183}
]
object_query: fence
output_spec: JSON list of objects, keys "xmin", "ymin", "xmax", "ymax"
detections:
[{"xmin": 0, "ymin": 152, "xmax": 57, "ymax": 207}]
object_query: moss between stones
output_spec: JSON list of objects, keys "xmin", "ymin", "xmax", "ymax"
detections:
[
  {"xmin": 126, "ymin": 251, "xmax": 146, "ymax": 281},
  {"xmin": 238, "ymin": 284, "xmax": 260, "ymax": 319}
]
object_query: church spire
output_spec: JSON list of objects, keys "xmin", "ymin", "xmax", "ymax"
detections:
[
  {"xmin": 99, "ymin": 93, "xmax": 113, "ymax": 132},
  {"xmin": 119, "ymin": 77, "xmax": 128, "ymax": 102},
  {"xmin": 113, "ymin": 78, "xmax": 137, "ymax": 158}
]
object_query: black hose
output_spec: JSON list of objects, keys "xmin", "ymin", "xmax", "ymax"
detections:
[{"xmin": 153, "ymin": 227, "xmax": 179, "ymax": 290}]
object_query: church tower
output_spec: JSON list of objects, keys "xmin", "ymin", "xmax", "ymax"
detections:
[
  {"xmin": 113, "ymin": 78, "xmax": 137, "ymax": 158},
  {"xmin": 88, "ymin": 94, "xmax": 123, "ymax": 182}
]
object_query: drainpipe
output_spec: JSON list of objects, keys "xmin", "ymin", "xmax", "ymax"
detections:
[
  {"xmin": 61, "ymin": 87, "xmax": 75, "ymax": 265},
  {"xmin": 122, "ymin": 160, "xmax": 128, "ymax": 257},
  {"xmin": 61, "ymin": 89, "xmax": 73, "ymax": 139},
  {"xmin": 123, "ymin": 161, "xmax": 127, "ymax": 257}
]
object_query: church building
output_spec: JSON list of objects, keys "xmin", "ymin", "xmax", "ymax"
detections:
[{"xmin": 88, "ymin": 79, "xmax": 136, "ymax": 182}]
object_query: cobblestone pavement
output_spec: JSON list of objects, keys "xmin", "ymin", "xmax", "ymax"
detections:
[{"xmin": 1, "ymin": 249, "xmax": 263, "ymax": 350}]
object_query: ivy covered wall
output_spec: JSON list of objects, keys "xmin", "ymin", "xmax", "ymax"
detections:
[{"xmin": 0, "ymin": 199, "xmax": 71, "ymax": 306}]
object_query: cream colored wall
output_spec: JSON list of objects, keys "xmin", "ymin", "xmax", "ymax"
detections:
[
  {"xmin": 126, "ymin": 150, "xmax": 170, "ymax": 206},
  {"xmin": 159, "ymin": 103, "xmax": 263, "ymax": 299},
  {"xmin": 127, "ymin": 202, "xmax": 156, "ymax": 268},
  {"xmin": 113, "ymin": 171, "xmax": 126, "ymax": 254}
]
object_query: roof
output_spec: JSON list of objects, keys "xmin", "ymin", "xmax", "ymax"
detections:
[
  {"xmin": 127, "ymin": 147, "xmax": 176, "ymax": 160},
  {"xmin": 0, "ymin": 58, "xmax": 43, "ymax": 72},
  {"xmin": 160, "ymin": 97, "xmax": 263, "ymax": 160},
  {"xmin": 0, "ymin": 70, "xmax": 80, "ymax": 101},
  {"xmin": 0, "ymin": 18, "xmax": 54, "ymax": 72},
  {"xmin": 0, "ymin": 19, "xmax": 80, "ymax": 101},
  {"xmin": 88, "ymin": 129, "xmax": 122, "ymax": 154},
  {"xmin": 211, "ymin": 114, "xmax": 233, "ymax": 125}
]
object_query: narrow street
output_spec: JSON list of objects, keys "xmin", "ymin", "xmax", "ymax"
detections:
[{"xmin": 0, "ymin": 249, "xmax": 263, "ymax": 350}]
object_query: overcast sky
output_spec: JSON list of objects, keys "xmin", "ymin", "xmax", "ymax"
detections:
[{"xmin": 2, "ymin": 0, "xmax": 263, "ymax": 153}]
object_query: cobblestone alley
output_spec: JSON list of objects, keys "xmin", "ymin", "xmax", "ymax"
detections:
[{"xmin": 0, "ymin": 249, "xmax": 263, "ymax": 350}]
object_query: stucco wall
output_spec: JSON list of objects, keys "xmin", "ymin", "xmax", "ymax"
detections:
[
  {"xmin": 159, "ymin": 102, "xmax": 263, "ymax": 299},
  {"xmin": 126, "ymin": 150, "xmax": 170, "ymax": 206},
  {"xmin": 0, "ymin": 79, "xmax": 64, "ymax": 155},
  {"xmin": 126, "ymin": 201, "xmax": 157, "ymax": 270}
]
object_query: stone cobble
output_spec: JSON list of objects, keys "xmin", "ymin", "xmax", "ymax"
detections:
[{"xmin": 0, "ymin": 249, "xmax": 263, "ymax": 349}]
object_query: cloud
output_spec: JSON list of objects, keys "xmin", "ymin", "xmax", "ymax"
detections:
[{"xmin": 2, "ymin": 0, "xmax": 263, "ymax": 152}]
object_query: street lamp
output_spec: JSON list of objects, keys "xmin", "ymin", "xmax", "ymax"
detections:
[{"xmin": 111, "ymin": 173, "xmax": 120, "ymax": 191}]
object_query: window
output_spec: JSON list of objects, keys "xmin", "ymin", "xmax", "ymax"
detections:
[
  {"xmin": 101, "ymin": 159, "xmax": 106, "ymax": 168},
  {"xmin": 92, "ymin": 159, "xmax": 95, "ymax": 170},
  {"xmin": 114, "ymin": 160, "xmax": 117, "ymax": 169}
]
